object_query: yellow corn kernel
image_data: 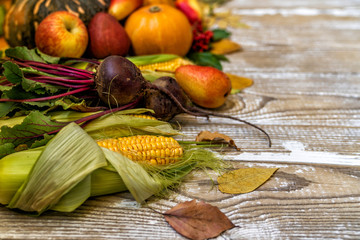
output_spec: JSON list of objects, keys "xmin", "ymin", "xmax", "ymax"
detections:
[
  {"xmin": 97, "ymin": 135, "xmax": 183, "ymax": 165},
  {"xmin": 138, "ymin": 58, "xmax": 194, "ymax": 72},
  {"xmin": 126, "ymin": 114, "xmax": 157, "ymax": 120}
]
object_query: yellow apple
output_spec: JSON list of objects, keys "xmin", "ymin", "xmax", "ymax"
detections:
[{"xmin": 35, "ymin": 11, "xmax": 88, "ymax": 58}]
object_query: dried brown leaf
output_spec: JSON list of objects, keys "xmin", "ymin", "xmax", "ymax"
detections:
[
  {"xmin": 164, "ymin": 200, "xmax": 235, "ymax": 240},
  {"xmin": 195, "ymin": 131, "xmax": 240, "ymax": 151},
  {"xmin": 210, "ymin": 39, "xmax": 242, "ymax": 55},
  {"xmin": 218, "ymin": 168, "xmax": 278, "ymax": 194}
]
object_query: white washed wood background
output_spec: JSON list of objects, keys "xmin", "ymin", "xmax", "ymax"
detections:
[{"xmin": 1, "ymin": 0, "xmax": 360, "ymax": 239}]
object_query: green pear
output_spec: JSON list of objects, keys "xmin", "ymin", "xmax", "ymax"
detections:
[{"xmin": 175, "ymin": 65, "xmax": 232, "ymax": 108}]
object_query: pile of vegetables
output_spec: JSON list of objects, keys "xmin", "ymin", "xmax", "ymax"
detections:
[
  {"xmin": 0, "ymin": 0, "xmax": 271, "ymax": 216},
  {"xmin": 0, "ymin": 46, "xmax": 270, "ymax": 215}
]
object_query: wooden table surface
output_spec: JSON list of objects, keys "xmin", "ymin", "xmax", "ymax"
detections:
[{"xmin": 1, "ymin": 0, "xmax": 360, "ymax": 239}]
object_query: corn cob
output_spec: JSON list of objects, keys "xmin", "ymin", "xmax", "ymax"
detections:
[
  {"xmin": 97, "ymin": 135, "xmax": 183, "ymax": 165},
  {"xmin": 138, "ymin": 58, "xmax": 194, "ymax": 72},
  {"xmin": 125, "ymin": 114, "xmax": 157, "ymax": 120}
]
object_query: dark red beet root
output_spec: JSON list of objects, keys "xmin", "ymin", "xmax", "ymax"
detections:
[{"xmin": 95, "ymin": 56, "xmax": 147, "ymax": 106}]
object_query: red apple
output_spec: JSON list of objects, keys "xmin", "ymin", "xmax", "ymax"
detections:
[{"xmin": 35, "ymin": 11, "xmax": 88, "ymax": 58}]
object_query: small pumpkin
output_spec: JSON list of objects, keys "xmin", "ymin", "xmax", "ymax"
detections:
[
  {"xmin": 125, "ymin": 4, "xmax": 193, "ymax": 57},
  {"xmin": 4, "ymin": 0, "xmax": 110, "ymax": 48}
]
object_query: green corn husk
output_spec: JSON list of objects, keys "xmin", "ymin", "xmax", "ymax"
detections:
[
  {"xmin": 0, "ymin": 122, "xmax": 226, "ymax": 215},
  {"xmin": 81, "ymin": 108, "xmax": 181, "ymax": 139},
  {"xmin": 141, "ymin": 69, "xmax": 175, "ymax": 83},
  {"xmin": 0, "ymin": 147, "xmax": 43, "ymax": 204},
  {"xmin": 90, "ymin": 167, "xmax": 127, "ymax": 197},
  {"xmin": 49, "ymin": 108, "xmax": 181, "ymax": 139},
  {"xmin": 7, "ymin": 122, "xmax": 107, "ymax": 214},
  {"xmin": 127, "ymin": 54, "xmax": 179, "ymax": 66},
  {"xmin": 103, "ymin": 148, "xmax": 162, "ymax": 203}
]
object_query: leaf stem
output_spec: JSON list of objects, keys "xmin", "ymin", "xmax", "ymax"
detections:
[{"xmin": 0, "ymin": 87, "xmax": 91, "ymax": 102}]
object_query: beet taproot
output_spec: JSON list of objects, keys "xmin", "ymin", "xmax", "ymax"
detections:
[{"xmin": 95, "ymin": 55, "xmax": 147, "ymax": 106}]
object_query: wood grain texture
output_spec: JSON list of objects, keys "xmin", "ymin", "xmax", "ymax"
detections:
[{"xmin": 1, "ymin": 0, "xmax": 360, "ymax": 239}]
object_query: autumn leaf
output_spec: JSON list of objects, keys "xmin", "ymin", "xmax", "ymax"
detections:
[
  {"xmin": 203, "ymin": 10, "xmax": 251, "ymax": 29},
  {"xmin": 226, "ymin": 73, "xmax": 253, "ymax": 94},
  {"xmin": 210, "ymin": 39, "xmax": 242, "ymax": 55},
  {"xmin": 196, "ymin": 131, "xmax": 240, "ymax": 150},
  {"xmin": 218, "ymin": 168, "xmax": 278, "ymax": 194},
  {"xmin": 164, "ymin": 200, "xmax": 235, "ymax": 240}
]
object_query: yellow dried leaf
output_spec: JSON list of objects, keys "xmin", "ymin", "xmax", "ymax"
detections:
[
  {"xmin": 195, "ymin": 131, "xmax": 240, "ymax": 151},
  {"xmin": 226, "ymin": 73, "xmax": 253, "ymax": 93},
  {"xmin": 217, "ymin": 168, "xmax": 278, "ymax": 194},
  {"xmin": 210, "ymin": 39, "xmax": 242, "ymax": 55},
  {"xmin": 203, "ymin": 11, "xmax": 250, "ymax": 29}
]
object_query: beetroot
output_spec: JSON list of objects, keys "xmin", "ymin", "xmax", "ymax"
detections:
[{"xmin": 95, "ymin": 56, "xmax": 146, "ymax": 106}]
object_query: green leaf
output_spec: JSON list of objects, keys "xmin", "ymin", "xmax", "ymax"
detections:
[
  {"xmin": 0, "ymin": 111, "xmax": 67, "ymax": 158},
  {"xmin": 213, "ymin": 53, "xmax": 229, "ymax": 62},
  {"xmin": 36, "ymin": 48, "xmax": 61, "ymax": 64},
  {"xmin": 2, "ymin": 85, "xmax": 40, "ymax": 100},
  {"xmin": 187, "ymin": 52, "xmax": 223, "ymax": 70},
  {"xmin": 0, "ymin": 84, "xmax": 12, "ymax": 92},
  {"xmin": 30, "ymin": 134, "xmax": 54, "ymax": 148},
  {"xmin": 0, "ymin": 143, "xmax": 15, "ymax": 158},
  {"xmin": 5, "ymin": 46, "xmax": 60, "ymax": 63},
  {"xmin": 22, "ymin": 78, "xmax": 60, "ymax": 95},
  {"xmin": 0, "ymin": 102, "xmax": 19, "ymax": 118},
  {"xmin": 7, "ymin": 122, "xmax": 107, "ymax": 214},
  {"xmin": 5, "ymin": 47, "xmax": 44, "ymax": 62},
  {"xmin": 2, "ymin": 61, "xmax": 23, "ymax": 85},
  {"xmin": 22, "ymin": 96, "xmax": 98, "ymax": 112},
  {"xmin": 2, "ymin": 61, "xmax": 59, "ymax": 97},
  {"xmin": 212, "ymin": 28, "xmax": 231, "ymax": 42}
]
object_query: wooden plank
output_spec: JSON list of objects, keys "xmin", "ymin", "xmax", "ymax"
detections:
[
  {"xmin": 1, "ymin": 0, "xmax": 360, "ymax": 239},
  {"xmin": 1, "ymin": 162, "xmax": 359, "ymax": 239}
]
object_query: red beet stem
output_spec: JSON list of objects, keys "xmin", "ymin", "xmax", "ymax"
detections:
[
  {"xmin": 15, "ymin": 59, "xmax": 94, "ymax": 75},
  {"xmin": 14, "ymin": 61, "xmax": 93, "ymax": 79},
  {"xmin": 29, "ymin": 76, "xmax": 94, "ymax": 84},
  {"xmin": 31, "ymin": 79, "xmax": 89, "ymax": 88},
  {"xmin": 0, "ymin": 87, "xmax": 90, "ymax": 102}
]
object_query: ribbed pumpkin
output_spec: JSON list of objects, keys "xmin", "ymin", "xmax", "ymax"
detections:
[
  {"xmin": 125, "ymin": 4, "xmax": 193, "ymax": 57},
  {"xmin": 4, "ymin": 0, "xmax": 110, "ymax": 48}
]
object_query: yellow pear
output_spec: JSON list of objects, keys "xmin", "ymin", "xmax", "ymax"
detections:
[{"xmin": 175, "ymin": 65, "xmax": 232, "ymax": 108}]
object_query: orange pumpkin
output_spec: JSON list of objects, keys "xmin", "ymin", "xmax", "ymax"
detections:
[
  {"xmin": 125, "ymin": 4, "xmax": 193, "ymax": 56},
  {"xmin": 143, "ymin": 0, "xmax": 175, "ymax": 6}
]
